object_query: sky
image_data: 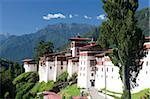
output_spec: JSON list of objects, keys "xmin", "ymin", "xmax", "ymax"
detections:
[{"xmin": 0, "ymin": 0, "xmax": 149, "ymax": 35}]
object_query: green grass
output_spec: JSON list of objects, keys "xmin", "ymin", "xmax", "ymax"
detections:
[
  {"xmin": 100, "ymin": 88, "xmax": 150, "ymax": 99},
  {"xmin": 59, "ymin": 84, "xmax": 80, "ymax": 98},
  {"xmin": 101, "ymin": 88, "xmax": 122, "ymax": 95},
  {"xmin": 132, "ymin": 88, "xmax": 150, "ymax": 99},
  {"xmin": 30, "ymin": 81, "xmax": 54, "ymax": 94}
]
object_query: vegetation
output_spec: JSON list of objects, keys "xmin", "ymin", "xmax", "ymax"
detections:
[
  {"xmin": 11, "ymin": 71, "xmax": 72, "ymax": 98},
  {"xmin": 135, "ymin": 8, "xmax": 150, "ymax": 36},
  {"xmin": 0, "ymin": 23, "xmax": 95, "ymax": 62},
  {"xmin": 13, "ymin": 72, "xmax": 39, "ymax": 99},
  {"xmin": 132, "ymin": 88, "xmax": 150, "ymax": 99},
  {"xmin": 59, "ymin": 84, "xmax": 80, "ymax": 98},
  {"xmin": 103, "ymin": 88, "xmax": 150, "ymax": 99},
  {"xmin": 0, "ymin": 58, "xmax": 24, "ymax": 98},
  {"xmin": 30, "ymin": 81, "xmax": 54, "ymax": 97},
  {"xmin": 56, "ymin": 71, "xmax": 68, "ymax": 83},
  {"xmin": 97, "ymin": 0, "xmax": 145, "ymax": 98},
  {"xmin": 34, "ymin": 40, "xmax": 54, "ymax": 61}
]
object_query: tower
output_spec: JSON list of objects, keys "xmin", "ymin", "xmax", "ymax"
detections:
[
  {"xmin": 69, "ymin": 35, "xmax": 90, "ymax": 57},
  {"xmin": 23, "ymin": 59, "xmax": 37, "ymax": 72}
]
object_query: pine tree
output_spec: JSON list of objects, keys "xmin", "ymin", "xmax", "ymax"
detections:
[
  {"xmin": 34, "ymin": 40, "xmax": 54, "ymax": 61},
  {"xmin": 97, "ymin": 0, "xmax": 145, "ymax": 98}
]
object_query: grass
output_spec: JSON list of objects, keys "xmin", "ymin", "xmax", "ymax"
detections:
[
  {"xmin": 100, "ymin": 88, "xmax": 122, "ymax": 95},
  {"xmin": 106, "ymin": 93, "xmax": 120, "ymax": 99},
  {"xmin": 59, "ymin": 84, "xmax": 80, "ymax": 98},
  {"xmin": 100, "ymin": 88, "xmax": 150, "ymax": 99},
  {"xmin": 132, "ymin": 88, "xmax": 150, "ymax": 99},
  {"xmin": 30, "ymin": 81, "xmax": 54, "ymax": 94}
]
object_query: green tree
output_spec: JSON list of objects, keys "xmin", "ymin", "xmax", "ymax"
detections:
[
  {"xmin": 13, "ymin": 72, "xmax": 39, "ymax": 99},
  {"xmin": 97, "ymin": 0, "xmax": 145, "ymax": 98},
  {"xmin": 0, "ymin": 58, "xmax": 24, "ymax": 98},
  {"xmin": 34, "ymin": 40, "xmax": 54, "ymax": 61}
]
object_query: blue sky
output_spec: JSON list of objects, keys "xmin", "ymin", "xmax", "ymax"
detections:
[{"xmin": 0, "ymin": 0, "xmax": 149, "ymax": 35}]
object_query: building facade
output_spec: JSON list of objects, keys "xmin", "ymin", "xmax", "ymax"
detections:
[
  {"xmin": 23, "ymin": 36, "xmax": 150, "ymax": 93},
  {"xmin": 23, "ymin": 59, "xmax": 37, "ymax": 72}
]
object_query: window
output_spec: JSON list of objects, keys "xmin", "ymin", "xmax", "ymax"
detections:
[
  {"xmin": 83, "ymin": 73, "xmax": 85, "ymax": 76},
  {"xmin": 101, "ymin": 75, "xmax": 103, "ymax": 78},
  {"xmin": 146, "ymin": 61, "xmax": 148, "ymax": 66},
  {"xmin": 146, "ymin": 71, "xmax": 148, "ymax": 74},
  {"xmin": 81, "ymin": 61, "xmax": 82, "ymax": 65},
  {"xmin": 112, "ymin": 68, "xmax": 114, "ymax": 72},
  {"xmin": 101, "ymin": 68, "xmax": 103, "ymax": 72},
  {"xmin": 50, "ymin": 66, "xmax": 52, "ymax": 69},
  {"xmin": 111, "ymin": 76, "xmax": 113, "ymax": 79},
  {"xmin": 61, "ymin": 66, "xmax": 63, "ymax": 70},
  {"xmin": 91, "ymin": 73, "xmax": 94, "ymax": 76},
  {"xmin": 61, "ymin": 61, "xmax": 63, "ymax": 65},
  {"xmin": 80, "ymin": 67, "xmax": 82, "ymax": 70},
  {"xmin": 83, "ymin": 67, "xmax": 85, "ymax": 70},
  {"xmin": 107, "ymin": 68, "xmax": 108, "ymax": 72},
  {"xmin": 84, "ymin": 61, "xmax": 86, "ymax": 65},
  {"xmin": 80, "ymin": 73, "xmax": 82, "ymax": 76},
  {"xmin": 90, "ymin": 60, "xmax": 96, "ymax": 66}
]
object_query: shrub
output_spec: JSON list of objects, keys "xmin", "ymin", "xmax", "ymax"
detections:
[
  {"xmin": 56, "ymin": 71, "xmax": 68, "ymax": 82},
  {"xmin": 13, "ymin": 72, "xmax": 39, "ymax": 85},
  {"xmin": 30, "ymin": 81, "xmax": 54, "ymax": 97}
]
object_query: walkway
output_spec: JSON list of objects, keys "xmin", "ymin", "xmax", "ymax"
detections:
[{"xmin": 88, "ymin": 87, "xmax": 105, "ymax": 99}]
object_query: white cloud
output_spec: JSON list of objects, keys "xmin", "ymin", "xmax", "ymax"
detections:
[
  {"xmin": 97, "ymin": 14, "xmax": 106, "ymax": 20},
  {"xmin": 84, "ymin": 15, "xmax": 92, "ymax": 19},
  {"xmin": 43, "ymin": 13, "xmax": 66, "ymax": 20},
  {"xmin": 69, "ymin": 14, "xmax": 73, "ymax": 18}
]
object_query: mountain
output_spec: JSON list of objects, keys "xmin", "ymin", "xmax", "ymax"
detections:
[
  {"xmin": 0, "ymin": 33, "xmax": 11, "ymax": 42},
  {"xmin": 136, "ymin": 8, "xmax": 150, "ymax": 36},
  {"xmin": 0, "ymin": 8, "xmax": 149, "ymax": 62},
  {"xmin": 0, "ymin": 23, "xmax": 96, "ymax": 62}
]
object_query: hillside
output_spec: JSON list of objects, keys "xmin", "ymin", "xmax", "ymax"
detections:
[
  {"xmin": 0, "ymin": 33, "xmax": 11, "ymax": 42},
  {"xmin": 0, "ymin": 8, "xmax": 149, "ymax": 62},
  {"xmin": 136, "ymin": 8, "xmax": 150, "ymax": 36},
  {"xmin": 0, "ymin": 23, "xmax": 96, "ymax": 62}
]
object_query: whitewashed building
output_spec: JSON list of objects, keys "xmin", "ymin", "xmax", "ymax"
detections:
[
  {"xmin": 23, "ymin": 35, "xmax": 150, "ymax": 93},
  {"xmin": 132, "ymin": 41, "xmax": 150, "ymax": 93},
  {"xmin": 77, "ymin": 43, "xmax": 101, "ymax": 88},
  {"xmin": 23, "ymin": 59, "xmax": 37, "ymax": 72},
  {"xmin": 95, "ymin": 52, "xmax": 123, "ymax": 92},
  {"xmin": 67, "ymin": 57, "xmax": 79, "ymax": 78},
  {"xmin": 38, "ymin": 53, "xmax": 68, "ymax": 82}
]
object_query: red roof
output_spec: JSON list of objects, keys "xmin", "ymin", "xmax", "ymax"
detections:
[
  {"xmin": 144, "ymin": 43, "xmax": 150, "ymax": 49},
  {"xmin": 81, "ymin": 43, "xmax": 96, "ymax": 48},
  {"xmin": 23, "ymin": 58, "xmax": 34, "ymax": 62},
  {"xmin": 43, "ymin": 92, "xmax": 61, "ymax": 99},
  {"xmin": 145, "ymin": 36, "xmax": 150, "ymax": 40}
]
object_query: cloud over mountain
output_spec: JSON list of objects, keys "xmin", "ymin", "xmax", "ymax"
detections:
[
  {"xmin": 84, "ymin": 15, "xmax": 92, "ymax": 19},
  {"xmin": 43, "ymin": 13, "xmax": 66, "ymax": 20}
]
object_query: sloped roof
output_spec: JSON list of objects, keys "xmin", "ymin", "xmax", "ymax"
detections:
[
  {"xmin": 80, "ymin": 43, "xmax": 105, "ymax": 51},
  {"xmin": 69, "ymin": 36, "xmax": 91, "ymax": 41}
]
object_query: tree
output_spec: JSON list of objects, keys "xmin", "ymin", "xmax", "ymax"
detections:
[
  {"xmin": 34, "ymin": 40, "xmax": 54, "ymax": 61},
  {"xmin": 0, "ymin": 58, "xmax": 24, "ymax": 98},
  {"xmin": 97, "ymin": 0, "xmax": 145, "ymax": 98},
  {"xmin": 13, "ymin": 72, "xmax": 39, "ymax": 99}
]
